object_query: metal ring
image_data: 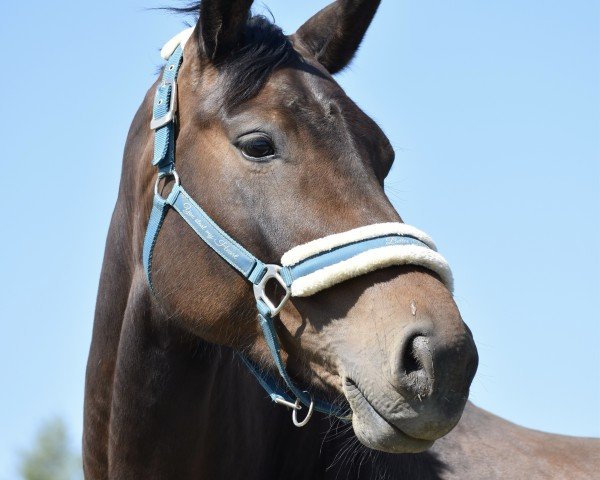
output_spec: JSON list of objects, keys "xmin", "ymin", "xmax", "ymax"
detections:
[
  {"xmin": 253, "ymin": 264, "xmax": 291, "ymax": 317},
  {"xmin": 292, "ymin": 395, "xmax": 314, "ymax": 427},
  {"xmin": 154, "ymin": 170, "xmax": 180, "ymax": 199}
]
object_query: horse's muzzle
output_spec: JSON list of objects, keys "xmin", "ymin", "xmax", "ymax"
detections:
[{"xmin": 340, "ymin": 315, "xmax": 478, "ymax": 453}]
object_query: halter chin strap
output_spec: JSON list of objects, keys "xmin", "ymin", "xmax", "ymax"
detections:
[{"xmin": 143, "ymin": 35, "xmax": 453, "ymax": 427}]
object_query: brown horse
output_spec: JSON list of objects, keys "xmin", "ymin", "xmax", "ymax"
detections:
[{"xmin": 83, "ymin": 1, "xmax": 598, "ymax": 478}]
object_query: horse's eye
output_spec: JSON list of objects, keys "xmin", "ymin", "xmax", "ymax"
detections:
[{"xmin": 238, "ymin": 136, "xmax": 276, "ymax": 161}]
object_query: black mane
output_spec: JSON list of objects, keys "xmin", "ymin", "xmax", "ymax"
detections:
[{"xmin": 168, "ymin": 2, "xmax": 300, "ymax": 106}]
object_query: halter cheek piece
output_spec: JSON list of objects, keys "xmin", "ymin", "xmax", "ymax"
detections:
[{"xmin": 143, "ymin": 34, "xmax": 454, "ymax": 427}]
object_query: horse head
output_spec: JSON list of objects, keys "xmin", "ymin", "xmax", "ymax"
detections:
[{"xmin": 145, "ymin": 0, "xmax": 478, "ymax": 453}]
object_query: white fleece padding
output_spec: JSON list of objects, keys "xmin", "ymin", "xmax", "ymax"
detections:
[
  {"xmin": 289, "ymin": 244, "xmax": 453, "ymax": 297},
  {"xmin": 281, "ymin": 222, "xmax": 437, "ymax": 267},
  {"xmin": 160, "ymin": 27, "xmax": 195, "ymax": 60}
]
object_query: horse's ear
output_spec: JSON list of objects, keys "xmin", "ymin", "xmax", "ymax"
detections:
[
  {"xmin": 197, "ymin": 0, "xmax": 253, "ymax": 62},
  {"xmin": 292, "ymin": 0, "xmax": 381, "ymax": 74}
]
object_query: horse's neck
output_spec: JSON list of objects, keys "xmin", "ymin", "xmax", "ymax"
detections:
[{"xmin": 100, "ymin": 277, "xmax": 328, "ymax": 478}]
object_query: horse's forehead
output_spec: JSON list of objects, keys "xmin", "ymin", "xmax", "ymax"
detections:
[
  {"xmin": 257, "ymin": 65, "xmax": 345, "ymax": 112},
  {"xmin": 239, "ymin": 66, "xmax": 380, "ymax": 146}
]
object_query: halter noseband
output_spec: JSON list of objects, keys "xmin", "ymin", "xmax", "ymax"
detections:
[{"xmin": 143, "ymin": 33, "xmax": 453, "ymax": 427}]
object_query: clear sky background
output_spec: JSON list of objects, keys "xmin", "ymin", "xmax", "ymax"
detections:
[{"xmin": 1, "ymin": 0, "xmax": 598, "ymax": 477}]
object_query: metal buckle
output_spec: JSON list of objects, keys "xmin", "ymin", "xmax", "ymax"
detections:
[
  {"xmin": 150, "ymin": 80, "xmax": 178, "ymax": 130},
  {"xmin": 253, "ymin": 265, "xmax": 291, "ymax": 317}
]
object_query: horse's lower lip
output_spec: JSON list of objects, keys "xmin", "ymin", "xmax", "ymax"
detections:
[{"xmin": 344, "ymin": 378, "xmax": 434, "ymax": 450}]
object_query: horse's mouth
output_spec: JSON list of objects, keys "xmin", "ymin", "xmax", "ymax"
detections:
[{"xmin": 343, "ymin": 378, "xmax": 435, "ymax": 453}]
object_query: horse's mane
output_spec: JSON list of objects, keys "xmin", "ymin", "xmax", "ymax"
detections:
[{"xmin": 168, "ymin": 2, "xmax": 299, "ymax": 106}]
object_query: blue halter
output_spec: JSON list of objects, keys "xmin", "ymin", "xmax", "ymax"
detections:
[{"xmin": 142, "ymin": 45, "xmax": 437, "ymax": 426}]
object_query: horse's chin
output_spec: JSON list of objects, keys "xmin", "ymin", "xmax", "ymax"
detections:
[
  {"xmin": 344, "ymin": 379, "xmax": 438, "ymax": 454},
  {"xmin": 350, "ymin": 402, "xmax": 435, "ymax": 453}
]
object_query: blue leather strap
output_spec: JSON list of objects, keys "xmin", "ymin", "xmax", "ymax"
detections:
[
  {"xmin": 169, "ymin": 186, "xmax": 267, "ymax": 282},
  {"xmin": 255, "ymin": 307, "xmax": 348, "ymax": 417},
  {"xmin": 142, "ymin": 188, "xmax": 179, "ymax": 291},
  {"xmin": 238, "ymin": 354, "xmax": 298, "ymax": 405},
  {"xmin": 142, "ymin": 196, "xmax": 167, "ymax": 291},
  {"xmin": 143, "ymin": 185, "xmax": 267, "ymax": 284},
  {"xmin": 152, "ymin": 45, "xmax": 184, "ymax": 174},
  {"xmin": 282, "ymin": 234, "xmax": 429, "ymax": 286}
]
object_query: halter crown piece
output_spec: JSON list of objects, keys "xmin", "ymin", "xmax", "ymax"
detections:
[{"xmin": 143, "ymin": 31, "xmax": 454, "ymax": 427}]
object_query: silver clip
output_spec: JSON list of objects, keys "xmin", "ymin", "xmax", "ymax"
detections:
[
  {"xmin": 273, "ymin": 395, "xmax": 314, "ymax": 428},
  {"xmin": 292, "ymin": 395, "xmax": 314, "ymax": 427},
  {"xmin": 273, "ymin": 396, "xmax": 302, "ymax": 410}
]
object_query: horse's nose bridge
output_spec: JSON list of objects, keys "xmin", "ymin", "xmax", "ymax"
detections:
[{"xmin": 312, "ymin": 159, "xmax": 400, "ymax": 226}]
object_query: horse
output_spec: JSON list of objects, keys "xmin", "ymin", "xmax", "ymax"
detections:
[{"xmin": 83, "ymin": 1, "xmax": 599, "ymax": 478}]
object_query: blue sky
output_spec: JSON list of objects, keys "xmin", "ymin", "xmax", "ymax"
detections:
[{"xmin": 1, "ymin": 0, "xmax": 598, "ymax": 476}]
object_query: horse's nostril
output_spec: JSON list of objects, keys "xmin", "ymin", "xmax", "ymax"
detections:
[
  {"xmin": 402, "ymin": 335, "xmax": 425, "ymax": 376},
  {"xmin": 396, "ymin": 334, "xmax": 434, "ymax": 398}
]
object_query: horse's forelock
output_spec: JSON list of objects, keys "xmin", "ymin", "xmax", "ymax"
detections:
[
  {"xmin": 166, "ymin": 3, "xmax": 300, "ymax": 107},
  {"xmin": 219, "ymin": 15, "xmax": 299, "ymax": 106}
]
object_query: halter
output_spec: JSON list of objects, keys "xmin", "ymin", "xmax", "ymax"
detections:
[{"xmin": 143, "ymin": 33, "xmax": 454, "ymax": 427}]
